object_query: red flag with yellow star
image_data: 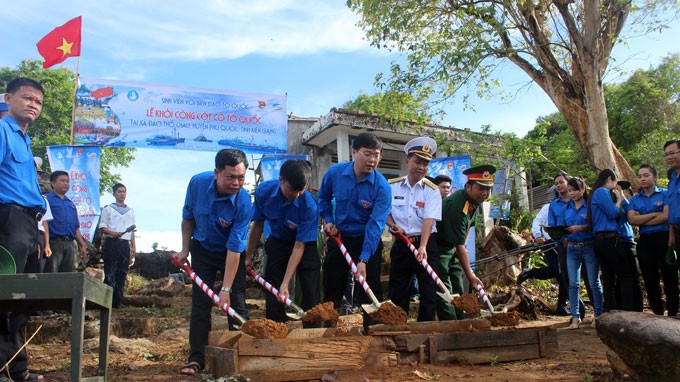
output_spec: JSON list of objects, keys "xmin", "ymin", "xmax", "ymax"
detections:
[{"xmin": 36, "ymin": 16, "xmax": 82, "ymax": 69}]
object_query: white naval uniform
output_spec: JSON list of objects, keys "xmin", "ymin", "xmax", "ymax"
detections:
[{"xmin": 388, "ymin": 176, "xmax": 442, "ymax": 236}]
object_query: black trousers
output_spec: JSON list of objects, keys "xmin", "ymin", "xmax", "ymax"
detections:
[
  {"xmin": 103, "ymin": 238, "xmax": 131, "ymax": 308},
  {"xmin": 638, "ymin": 231, "xmax": 679, "ymax": 316},
  {"xmin": 619, "ymin": 241, "xmax": 643, "ymax": 311},
  {"xmin": 187, "ymin": 239, "xmax": 248, "ymax": 368},
  {"xmin": 389, "ymin": 235, "xmax": 441, "ymax": 321},
  {"xmin": 0, "ymin": 204, "xmax": 40, "ymax": 377},
  {"xmin": 323, "ymin": 235, "xmax": 383, "ymax": 307},
  {"xmin": 264, "ymin": 237, "xmax": 320, "ymax": 323},
  {"xmin": 595, "ymin": 236, "xmax": 636, "ymax": 311}
]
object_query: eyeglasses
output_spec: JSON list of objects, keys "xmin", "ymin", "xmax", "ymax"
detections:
[
  {"xmin": 357, "ymin": 150, "xmax": 382, "ymax": 160},
  {"xmin": 663, "ymin": 150, "xmax": 680, "ymax": 157}
]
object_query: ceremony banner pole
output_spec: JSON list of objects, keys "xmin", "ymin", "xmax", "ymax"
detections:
[{"xmin": 69, "ymin": 55, "xmax": 81, "ymax": 145}]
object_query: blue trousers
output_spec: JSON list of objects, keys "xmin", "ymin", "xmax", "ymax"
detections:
[
  {"xmin": 567, "ymin": 244, "xmax": 603, "ymax": 319},
  {"xmin": 103, "ymin": 237, "xmax": 131, "ymax": 308}
]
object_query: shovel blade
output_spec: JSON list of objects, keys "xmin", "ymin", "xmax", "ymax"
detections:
[
  {"xmin": 436, "ymin": 290, "xmax": 460, "ymax": 303},
  {"xmin": 361, "ymin": 303, "xmax": 379, "ymax": 314},
  {"xmin": 286, "ymin": 312, "xmax": 305, "ymax": 320}
]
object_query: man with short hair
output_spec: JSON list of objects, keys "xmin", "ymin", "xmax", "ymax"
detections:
[
  {"xmin": 318, "ymin": 132, "xmax": 391, "ymax": 309},
  {"xmin": 99, "ymin": 183, "xmax": 136, "ymax": 308},
  {"xmin": 173, "ymin": 149, "xmax": 252, "ymax": 376},
  {"xmin": 245, "ymin": 159, "xmax": 320, "ymax": 324},
  {"xmin": 386, "ymin": 137, "xmax": 442, "ymax": 321},
  {"xmin": 433, "ymin": 174, "xmax": 452, "ymax": 199},
  {"xmin": 436, "ymin": 165, "xmax": 494, "ymax": 320},
  {"xmin": 0, "ymin": 77, "xmax": 47, "ymax": 381},
  {"xmin": 664, "ymin": 140, "xmax": 680, "ymax": 254},
  {"xmin": 45, "ymin": 170, "xmax": 87, "ymax": 273}
]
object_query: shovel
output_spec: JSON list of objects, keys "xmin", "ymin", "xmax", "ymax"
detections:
[
  {"xmin": 393, "ymin": 231, "xmax": 459, "ymax": 303},
  {"xmin": 475, "ymin": 283, "xmax": 495, "ymax": 314},
  {"xmin": 123, "ymin": 224, "xmax": 136, "ymax": 234},
  {"xmin": 171, "ymin": 257, "xmax": 247, "ymax": 325},
  {"xmin": 324, "ymin": 230, "xmax": 394, "ymax": 315},
  {"xmin": 247, "ymin": 268, "xmax": 306, "ymax": 320}
]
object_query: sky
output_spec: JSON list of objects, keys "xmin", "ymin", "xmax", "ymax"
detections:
[{"xmin": 1, "ymin": 1, "xmax": 678, "ymax": 252}]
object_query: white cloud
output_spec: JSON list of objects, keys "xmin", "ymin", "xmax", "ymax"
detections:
[{"xmin": 134, "ymin": 229, "xmax": 182, "ymax": 253}]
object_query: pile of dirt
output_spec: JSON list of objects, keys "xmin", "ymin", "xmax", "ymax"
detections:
[
  {"xmin": 301, "ymin": 302, "xmax": 338, "ymax": 324},
  {"xmin": 453, "ymin": 294, "xmax": 481, "ymax": 315},
  {"xmin": 369, "ymin": 303, "xmax": 407, "ymax": 325},
  {"xmin": 485, "ymin": 311, "xmax": 522, "ymax": 327},
  {"xmin": 241, "ymin": 318, "xmax": 288, "ymax": 339}
]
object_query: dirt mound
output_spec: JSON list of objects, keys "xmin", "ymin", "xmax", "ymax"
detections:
[
  {"xmin": 241, "ymin": 318, "xmax": 288, "ymax": 339},
  {"xmin": 485, "ymin": 311, "xmax": 522, "ymax": 327},
  {"xmin": 302, "ymin": 302, "xmax": 338, "ymax": 324},
  {"xmin": 369, "ymin": 303, "xmax": 407, "ymax": 325},
  {"xmin": 453, "ymin": 294, "xmax": 481, "ymax": 315}
]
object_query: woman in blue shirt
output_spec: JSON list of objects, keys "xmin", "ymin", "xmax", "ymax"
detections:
[
  {"xmin": 628, "ymin": 164, "xmax": 678, "ymax": 316},
  {"xmin": 564, "ymin": 177, "xmax": 603, "ymax": 329},
  {"xmin": 589, "ymin": 169, "xmax": 636, "ymax": 312}
]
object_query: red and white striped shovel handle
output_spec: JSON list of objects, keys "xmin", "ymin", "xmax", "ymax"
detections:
[
  {"xmin": 171, "ymin": 257, "xmax": 247, "ymax": 324},
  {"xmin": 475, "ymin": 283, "xmax": 495, "ymax": 313},
  {"xmin": 324, "ymin": 230, "xmax": 381, "ymax": 307},
  {"xmin": 394, "ymin": 231, "xmax": 450, "ymax": 295},
  {"xmin": 247, "ymin": 269, "xmax": 304, "ymax": 314}
]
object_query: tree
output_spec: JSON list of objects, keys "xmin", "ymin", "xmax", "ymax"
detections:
[
  {"xmin": 0, "ymin": 60, "xmax": 135, "ymax": 194},
  {"xmin": 341, "ymin": 90, "xmax": 438, "ymax": 125},
  {"xmin": 347, "ymin": 0, "xmax": 678, "ymax": 183}
]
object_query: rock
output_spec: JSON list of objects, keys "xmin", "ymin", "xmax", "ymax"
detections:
[
  {"xmin": 131, "ymin": 250, "xmax": 180, "ymax": 279},
  {"xmin": 597, "ymin": 311, "xmax": 680, "ymax": 382},
  {"xmin": 84, "ymin": 266, "xmax": 104, "ymax": 281},
  {"xmin": 138, "ymin": 277, "xmax": 187, "ymax": 297}
]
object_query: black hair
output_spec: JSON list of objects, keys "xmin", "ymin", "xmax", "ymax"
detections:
[
  {"xmin": 663, "ymin": 140, "xmax": 680, "ymax": 150},
  {"xmin": 112, "ymin": 183, "xmax": 126, "ymax": 193},
  {"xmin": 50, "ymin": 170, "xmax": 68, "ymax": 183},
  {"xmin": 215, "ymin": 149, "xmax": 248, "ymax": 170},
  {"xmin": 592, "ymin": 169, "xmax": 616, "ymax": 191},
  {"xmin": 352, "ymin": 132, "xmax": 383, "ymax": 151},
  {"xmin": 567, "ymin": 177, "xmax": 589, "ymax": 201},
  {"xmin": 280, "ymin": 159, "xmax": 311, "ymax": 191},
  {"xmin": 433, "ymin": 174, "xmax": 452, "ymax": 185},
  {"xmin": 638, "ymin": 164, "xmax": 657, "ymax": 177},
  {"xmin": 6, "ymin": 77, "xmax": 44, "ymax": 95}
]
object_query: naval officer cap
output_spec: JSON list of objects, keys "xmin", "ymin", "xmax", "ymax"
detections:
[
  {"xmin": 463, "ymin": 165, "xmax": 496, "ymax": 187},
  {"xmin": 404, "ymin": 137, "xmax": 437, "ymax": 161}
]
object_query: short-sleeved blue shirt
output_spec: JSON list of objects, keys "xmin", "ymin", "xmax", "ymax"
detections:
[
  {"xmin": 590, "ymin": 187, "xmax": 621, "ymax": 233},
  {"xmin": 46, "ymin": 192, "xmax": 79, "ymax": 238},
  {"xmin": 182, "ymin": 171, "xmax": 253, "ymax": 253},
  {"xmin": 564, "ymin": 200, "xmax": 593, "ymax": 243},
  {"xmin": 252, "ymin": 179, "xmax": 318, "ymax": 243},
  {"xmin": 630, "ymin": 187, "xmax": 668, "ymax": 234},
  {"xmin": 318, "ymin": 161, "xmax": 391, "ymax": 262},
  {"xmin": 666, "ymin": 171, "xmax": 680, "ymax": 225},
  {"xmin": 617, "ymin": 199, "xmax": 634, "ymax": 242},
  {"xmin": 548, "ymin": 197, "xmax": 570, "ymax": 227},
  {"xmin": 0, "ymin": 116, "xmax": 45, "ymax": 211}
]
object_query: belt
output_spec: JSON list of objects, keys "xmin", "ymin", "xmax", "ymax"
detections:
[
  {"xmin": 51, "ymin": 236, "xmax": 75, "ymax": 242},
  {"xmin": 2, "ymin": 203, "xmax": 44, "ymax": 222},
  {"xmin": 595, "ymin": 232, "xmax": 618, "ymax": 239},
  {"xmin": 568, "ymin": 241, "xmax": 593, "ymax": 247}
]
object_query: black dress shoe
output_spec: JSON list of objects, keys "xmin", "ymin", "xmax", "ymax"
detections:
[
  {"xmin": 555, "ymin": 304, "xmax": 571, "ymax": 316},
  {"xmin": 517, "ymin": 269, "xmax": 531, "ymax": 285}
]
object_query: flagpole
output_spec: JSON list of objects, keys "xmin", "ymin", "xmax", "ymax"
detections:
[{"xmin": 69, "ymin": 55, "xmax": 81, "ymax": 145}]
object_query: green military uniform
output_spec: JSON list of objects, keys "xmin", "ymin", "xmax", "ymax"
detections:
[{"xmin": 436, "ymin": 188, "xmax": 479, "ymax": 320}]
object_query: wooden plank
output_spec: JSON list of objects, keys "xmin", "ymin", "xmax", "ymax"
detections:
[
  {"xmin": 237, "ymin": 336, "xmax": 395, "ymax": 357},
  {"xmin": 394, "ymin": 327, "xmax": 556, "ymax": 352},
  {"xmin": 208, "ymin": 330, "xmax": 242, "ymax": 348},
  {"xmin": 368, "ymin": 319, "xmax": 490, "ymax": 335},
  {"xmin": 436, "ymin": 343, "xmax": 546, "ymax": 364},
  {"xmin": 428, "ymin": 336, "xmax": 438, "ymax": 365},
  {"xmin": 204, "ymin": 346, "xmax": 237, "ymax": 377},
  {"xmin": 286, "ymin": 327, "xmax": 335, "ymax": 339}
]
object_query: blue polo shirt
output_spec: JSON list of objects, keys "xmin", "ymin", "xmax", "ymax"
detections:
[
  {"xmin": 563, "ymin": 200, "xmax": 593, "ymax": 243},
  {"xmin": 548, "ymin": 197, "xmax": 570, "ymax": 226},
  {"xmin": 252, "ymin": 179, "xmax": 318, "ymax": 243},
  {"xmin": 666, "ymin": 171, "xmax": 680, "ymax": 225},
  {"xmin": 318, "ymin": 161, "xmax": 391, "ymax": 262},
  {"xmin": 46, "ymin": 192, "xmax": 79, "ymax": 238},
  {"xmin": 0, "ymin": 116, "xmax": 45, "ymax": 211},
  {"xmin": 630, "ymin": 187, "xmax": 668, "ymax": 234},
  {"xmin": 590, "ymin": 187, "xmax": 621, "ymax": 233},
  {"xmin": 182, "ymin": 171, "xmax": 253, "ymax": 253},
  {"xmin": 617, "ymin": 199, "xmax": 634, "ymax": 242}
]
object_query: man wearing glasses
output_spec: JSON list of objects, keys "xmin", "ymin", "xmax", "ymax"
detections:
[
  {"xmin": 318, "ymin": 132, "xmax": 392, "ymax": 310},
  {"xmin": 664, "ymin": 140, "xmax": 680, "ymax": 255},
  {"xmin": 173, "ymin": 148, "xmax": 252, "ymax": 376}
]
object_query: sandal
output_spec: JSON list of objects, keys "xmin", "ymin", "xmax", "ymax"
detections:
[
  {"xmin": 10, "ymin": 371, "xmax": 44, "ymax": 381},
  {"xmin": 179, "ymin": 361, "xmax": 201, "ymax": 376}
]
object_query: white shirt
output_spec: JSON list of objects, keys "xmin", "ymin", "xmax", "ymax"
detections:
[
  {"xmin": 389, "ymin": 176, "xmax": 442, "ymax": 236},
  {"xmin": 531, "ymin": 203, "xmax": 552, "ymax": 240},
  {"xmin": 99, "ymin": 203, "xmax": 136, "ymax": 241},
  {"xmin": 38, "ymin": 198, "xmax": 53, "ymax": 232}
]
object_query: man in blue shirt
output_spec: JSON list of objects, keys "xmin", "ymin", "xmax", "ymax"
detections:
[
  {"xmin": 45, "ymin": 170, "xmax": 88, "ymax": 273},
  {"xmin": 664, "ymin": 140, "xmax": 680, "ymax": 252},
  {"xmin": 173, "ymin": 149, "xmax": 252, "ymax": 376},
  {"xmin": 245, "ymin": 159, "xmax": 320, "ymax": 324},
  {"xmin": 0, "ymin": 77, "xmax": 47, "ymax": 382},
  {"xmin": 318, "ymin": 132, "xmax": 391, "ymax": 309}
]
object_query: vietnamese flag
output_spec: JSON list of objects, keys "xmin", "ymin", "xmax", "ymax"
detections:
[{"xmin": 36, "ymin": 16, "xmax": 82, "ymax": 69}]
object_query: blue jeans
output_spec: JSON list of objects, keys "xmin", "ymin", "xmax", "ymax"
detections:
[{"xmin": 567, "ymin": 244, "xmax": 603, "ymax": 319}]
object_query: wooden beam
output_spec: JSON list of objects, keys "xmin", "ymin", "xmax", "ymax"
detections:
[{"xmin": 368, "ymin": 319, "xmax": 491, "ymax": 335}]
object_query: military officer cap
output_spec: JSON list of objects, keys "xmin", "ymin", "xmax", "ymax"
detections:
[
  {"xmin": 404, "ymin": 137, "xmax": 437, "ymax": 161},
  {"xmin": 463, "ymin": 165, "xmax": 496, "ymax": 187}
]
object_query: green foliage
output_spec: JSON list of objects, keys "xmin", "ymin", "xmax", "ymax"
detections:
[
  {"xmin": 341, "ymin": 90, "xmax": 439, "ymax": 126},
  {"xmin": 0, "ymin": 59, "xmax": 135, "ymax": 194}
]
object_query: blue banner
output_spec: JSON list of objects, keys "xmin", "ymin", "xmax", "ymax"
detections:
[
  {"xmin": 260, "ymin": 155, "xmax": 309, "ymax": 182},
  {"xmin": 73, "ymin": 77, "xmax": 288, "ymax": 154},
  {"xmin": 428, "ymin": 155, "xmax": 476, "ymax": 265},
  {"xmin": 46, "ymin": 146, "xmax": 101, "ymax": 242}
]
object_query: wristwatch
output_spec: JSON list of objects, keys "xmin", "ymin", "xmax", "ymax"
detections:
[
  {"xmin": 358, "ymin": 259, "xmax": 368, "ymax": 264},
  {"xmin": 220, "ymin": 286, "xmax": 232, "ymax": 293}
]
